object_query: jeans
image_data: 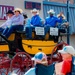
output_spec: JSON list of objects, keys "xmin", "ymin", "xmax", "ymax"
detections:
[
  {"xmin": 0, "ymin": 28, "xmax": 4, "ymax": 33},
  {"xmin": 2, "ymin": 25, "xmax": 23, "ymax": 38}
]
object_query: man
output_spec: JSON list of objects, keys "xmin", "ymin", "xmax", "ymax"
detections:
[
  {"xmin": 31, "ymin": 8, "xmax": 42, "ymax": 26},
  {"xmin": 25, "ymin": 8, "xmax": 42, "ymax": 39},
  {"xmin": 0, "ymin": 10, "xmax": 14, "ymax": 32},
  {"xmin": 55, "ymin": 46, "xmax": 75, "ymax": 75},
  {"xmin": 45, "ymin": 9, "xmax": 62, "ymax": 27},
  {"xmin": 44, "ymin": 9, "xmax": 63, "ymax": 41}
]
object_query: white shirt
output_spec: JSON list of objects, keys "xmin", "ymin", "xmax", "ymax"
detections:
[{"xmin": 0, "ymin": 18, "xmax": 12, "ymax": 28}]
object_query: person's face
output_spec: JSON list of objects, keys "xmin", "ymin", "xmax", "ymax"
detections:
[
  {"xmin": 50, "ymin": 13, "xmax": 53, "ymax": 16},
  {"xmin": 32, "ymin": 12, "xmax": 37, "ymax": 16},
  {"xmin": 61, "ymin": 53, "xmax": 72, "ymax": 60},
  {"xmin": 6, "ymin": 14, "xmax": 13, "ymax": 19},
  {"xmin": 14, "ymin": 11, "xmax": 20, "ymax": 16}
]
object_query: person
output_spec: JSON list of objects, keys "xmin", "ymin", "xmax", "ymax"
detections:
[
  {"xmin": 23, "ymin": 13, "xmax": 28, "ymax": 25},
  {"xmin": 45, "ymin": 9, "xmax": 63, "ymax": 27},
  {"xmin": 57, "ymin": 12, "xmax": 69, "ymax": 33},
  {"xmin": 24, "ymin": 52, "xmax": 48, "ymax": 75},
  {"xmin": 23, "ymin": 13, "xmax": 31, "ymax": 31},
  {"xmin": 30, "ymin": 8, "xmax": 42, "ymax": 26},
  {"xmin": 44, "ymin": 9, "xmax": 63, "ymax": 41},
  {"xmin": 0, "ymin": 10, "xmax": 14, "ymax": 32},
  {"xmin": 25, "ymin": 8, "xmax": 42, "ymax": 39},
  {"xmin": 2, "ymin": 8, "xmax": 24, "ymax": 38},
  {"xmin": 55, "ymin": 46, "xmax": 75, "ymax": 75}
]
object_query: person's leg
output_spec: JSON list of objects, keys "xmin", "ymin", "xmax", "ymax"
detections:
[
  {"xmin": 4, "ymin": 25, "xmax": 17, "ymax": 38},
  {"xmin": 25, "ymin": 26, "xmax": 32, "ymax": 39},
  {"xmin": 0, "ymin": 28, "xmax": 4, "ymax": 33},
  {"xmin": 2, "ymin": 27, "xmax": 9, "ymax": 35},
  {"xmin": 5, "ymin": 25, "xmax": 23, "ymax": 38}
]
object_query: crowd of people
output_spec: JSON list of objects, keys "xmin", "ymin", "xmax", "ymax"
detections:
[
  {"xmin": 0, "ymin": 8, "xmax": 68, "ymax": 39},
  {"xmin": 24, "ymin": 46, "xmax": 75, "ymax": 75}
]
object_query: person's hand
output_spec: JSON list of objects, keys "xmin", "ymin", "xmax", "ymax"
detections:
[{"xmin": 59, "ymin": 12, "xmax": 63, "ymax": 16}]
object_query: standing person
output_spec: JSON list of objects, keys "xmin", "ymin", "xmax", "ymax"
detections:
[
  {"xmin": 2, "ymin": 8, "xmax": 24, "ymax": 38},
  {"xmin": 0, "ymin": 10, "xmax": 14, "ymax": 32},
  {"xmin": 24, "ymin": 52, "xmax": 48, "ymax": 75},
  {"xmin": 55, "ymin": 46, "xmax": 75, "ymax": 75}
]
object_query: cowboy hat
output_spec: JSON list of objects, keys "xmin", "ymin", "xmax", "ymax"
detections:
[
  {"xmin": 14, "ymin": 8, "xmax": 23, "ymax": 14},
  {"xmin": 31, "ymin": 8, "xmax": 39, "ymax": 14},
  {"xmin": 58, "ymin": 46, "xmax": 75, "ymax": 56},
  {"xmin": 6, "ymin": 10, "xmax": 14, "ymax": 15},
  {"xmin": 47, "ymin": 9, "xmax": 55, "ymax": 14}
]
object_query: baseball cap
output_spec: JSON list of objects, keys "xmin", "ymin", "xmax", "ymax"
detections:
[
  {"xmin": 58, "ymin": 46, "xmax": 75, "ymax": 56},
  {"xmin": 32, "ymin": 52, "xmax": 47, "ymax": 63}
]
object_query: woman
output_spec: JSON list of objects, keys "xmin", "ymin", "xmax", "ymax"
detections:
[
  {"xmin": 55, "ymin": 46, "xmax": 75, "ymax": 75},
  {"xmin": 24, "ymin": 52, "xmax": 48, "ymax": 75},
  {"xmin": 2, "ymin": 8, "xmax": 24, "ymax": 38}
]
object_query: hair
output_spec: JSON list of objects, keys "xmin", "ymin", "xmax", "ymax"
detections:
[{"xmin": 35, "ymin": 58, "xmax": 48, "ymax": 66}]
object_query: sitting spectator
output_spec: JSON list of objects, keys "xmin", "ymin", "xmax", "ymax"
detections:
[
  {"xmin": 0, "ymin": 10, "xmax": 14, "ymax": 32},
  {"xmin": 45, "ymin": 9, "xmax": 63, "ymax": 27},
  {"xmin": 25, "ymin": 8, "xmax": 43, "ymax": 39},
  {"xmin": 55, "ymin": 46, "xmax": 75, "ymax": 75},
  {"xmin": 2, "ymin": 8, "xmax": 24, "ymax": 38},
  {"xmin": 57, "ymin": 12, "xmax": 69, "ymax": 33},
  {"xmin": 23, "ymin": 13, "xmax": 28, "ymax": 25},
  {"xmin": 24, "ymin": 52, "xmax": 48, "ymax": 75},
  {"xmin": 31, "ymin": 8, "xmax": 42, "ymax": 26},
  {"xmin": 23, "ymin": 13, "xmax": 31, "ymax": 31}
]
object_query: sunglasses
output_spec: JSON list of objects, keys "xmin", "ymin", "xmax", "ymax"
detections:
[{"xmin": 15, "ymin": 11, "xmax": 20, "ymax": 13}]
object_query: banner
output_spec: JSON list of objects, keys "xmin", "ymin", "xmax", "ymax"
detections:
[{"xmin": 0, "ymin": 5, "xmax": 14, "ymax": 20}]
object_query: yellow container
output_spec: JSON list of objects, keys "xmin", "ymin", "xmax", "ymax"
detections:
[{"xmin": 22, "ymin": 40, "xmax": 57, "ymax": 55}]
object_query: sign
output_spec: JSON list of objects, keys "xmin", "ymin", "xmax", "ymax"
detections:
[
  {"xmin": 0, "ymin": 5, "xmax": 14, "ymax": 20},
  {"xmin": 35, "ymin": 27, "xmax": 44, "ymax": 35},
  {"xmin": 25, "ymin": 1, "xmax": 41, "ymax": 10},
  {"xmin": 50, "ymin": 27, "xmax": 58, "ymax": 36}
]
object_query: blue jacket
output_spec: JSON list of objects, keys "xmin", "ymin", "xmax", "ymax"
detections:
[
  {"xmin": 45, "ymin": 16, "xmax": 62, "ymax": 27},
  {"xmin": 31, "ymin": 15, "xmax": 42, "ymax": 26}
]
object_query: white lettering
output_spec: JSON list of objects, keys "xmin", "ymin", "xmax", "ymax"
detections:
[
  {"xmin": 0, "ymin": 5, "xmax": 14, "ymax": 20},
  {"xmin": 0, "ymin": 7, "xmax": 2, "ymax": 18},
  {"xmin": 2, "ymin": 7, "xmax": 7, "ymax": 19}
]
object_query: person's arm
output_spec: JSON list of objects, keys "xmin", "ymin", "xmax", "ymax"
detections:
[
  {"xmin": 45, "ymin": 19, "xmax": 47, "ymax": 25},
  {"xmin": 31, "ymin": 15, "xmax": 41, "ymax": 26},
  {"xmin": 0, "ymin": 19, "xmax": 12, "ymax": 28},
  {"xmin": 24, "ymin": 68, "xmax": 35, "ymax": 75},
  {"xmin": 56, "ymin": 16, "xmax": 63, "ymax": 23},
  {"xmin": 0, "ymin": 22, "xmax": 6, "ymax": 28}
]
